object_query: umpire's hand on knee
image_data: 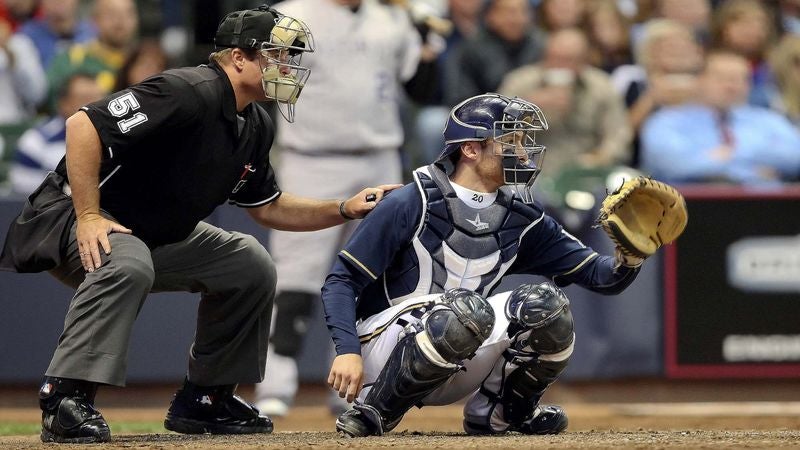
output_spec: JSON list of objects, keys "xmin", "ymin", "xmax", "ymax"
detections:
[
  {"xmin": 328, "ymin": 354, "xmax": 364, "ymax": 403},
  {"xmin": 76, "ymin": 213, "xmax": 132, "ymax": 272}
]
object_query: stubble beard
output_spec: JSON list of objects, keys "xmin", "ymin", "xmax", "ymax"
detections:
[{"xmin": 477, "ymin": 155, "xmax": 505, "ymax": 191}]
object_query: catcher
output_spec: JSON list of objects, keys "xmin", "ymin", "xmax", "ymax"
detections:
[{"xmin": 320, "ymin": 93, "xmax": 688, "ymax": 437}]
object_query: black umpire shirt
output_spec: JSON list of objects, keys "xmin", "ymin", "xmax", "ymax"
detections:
[{"xmin": 55, "ymin": 62, "xmax": 281, "ymax": 248}]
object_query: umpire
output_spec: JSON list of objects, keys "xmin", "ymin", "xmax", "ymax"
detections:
[{"xmin": 0, "ymin": 5, "xmax": 395, "ymax": 444}]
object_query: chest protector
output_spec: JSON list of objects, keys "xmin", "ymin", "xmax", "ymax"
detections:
[{"xmin": 384, "ymin": 165, "xmax": 542, "ymax": 305}]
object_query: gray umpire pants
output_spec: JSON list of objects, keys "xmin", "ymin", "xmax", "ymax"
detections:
[{"xmin": 45, "ymin": 221, "xmax": 276, "ymax": 387}]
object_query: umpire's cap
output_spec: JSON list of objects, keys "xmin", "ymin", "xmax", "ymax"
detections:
[{"xmin": 214, "ymin": 5, "xmax": 280, "ymax": 50}]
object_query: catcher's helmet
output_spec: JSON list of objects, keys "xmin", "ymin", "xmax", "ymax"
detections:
[
  {"xmin": 438, "ymin": 93, "xmax": 548, "ymax": 203},
  {"xmin": 215, "ymin": 5, "xmax": 315, "ymax": 122}
]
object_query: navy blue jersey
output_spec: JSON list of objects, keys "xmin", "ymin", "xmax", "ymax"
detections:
[{"xmin": 322, "ymin": 169, "xmax": 638, "ymax": 355}]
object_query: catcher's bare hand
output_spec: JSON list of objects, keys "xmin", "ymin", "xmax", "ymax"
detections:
[
  {"xmin": 76, "ymin": 213, "xmax": 132, "ymax": 272},
  {"xmin": 341, "ymin": 184, "xmax": 403, "ymax": 220},
  {"xmin": 328, "ymin": 353, "xmax": 364, "ymax": 403}
]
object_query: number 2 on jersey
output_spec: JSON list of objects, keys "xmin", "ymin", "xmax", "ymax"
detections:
[{"xmin": 107, "ymin": 92, "xmax": 149, "ymax": 133}]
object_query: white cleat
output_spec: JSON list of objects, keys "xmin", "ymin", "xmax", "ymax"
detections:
[{"xmin": 255, "ymin": 398, "xmax": 290, "ymax": 417}]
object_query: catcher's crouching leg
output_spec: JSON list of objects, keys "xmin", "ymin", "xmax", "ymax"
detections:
[
  {"xmin": 336, "ymin": 288, "xmax": 495, "ymax": 437},
  {"xmin": 464, "ymin": 282, "xmax": 573, "ymax": 435}
]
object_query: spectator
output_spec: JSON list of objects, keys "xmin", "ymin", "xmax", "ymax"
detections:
[
  {"xmin": 446, "ymin": 0, "xmax": 482, "ymax": 42},
  {"xmin": 630, "ymin": 0, "xmax": 711, "ymax": 46},
  {"xmin": 611, "ymin": 19, "xmax": 703, "ymax": 165},
  {"xmin": 656, "ymin": 0, "xmax": 711, "ymax": 43},
  {"xmin": 112, "ymin": 38, "xmax": 169, "ymax": 91},
  {"xmin": 499, "ymin": 29, "xmax": 633, "ymax": 184},
  {"xmin": 768, "ymin": 34, "xmax": 800, "ymax": 125},
  {"xmin": 46, "ymin": 0, "xmax": 138, "ymax": 107},
  {"xmin": 710, "ymin": 0, "xmax": 777, "ymax": 107},
  {"xmin": 9, "ymin": 73, "xmax": 104, "ymax": 195},
  {"xmin": 641, "ymin": 51, "xmax": 800, "ymax": 185},
  {"xmin": 0, "ymin": 15, "xmax": 47, "ymax": 124},
  {"xmin": 778, "ymin": 0, "xmax": 800, "ymax": 35},
  {"xmin": 536, "ymin": 0, "xmax": 587, "ymax": 33},
  {"xmin": 630, "ymin": 0, "xmax": 658, "ymax": 25},
  {"xmin": 414, "ymin": 0, "xmax": 484, "ymax": 163},
  {"xmin": 615, "ymin": 19, "xmax": 702, "ymax": 110},
  {"xmin": 18, "ymin": 0, "xmax": 96, "ymax": 70},
  {"xmin": 584, "ymin": 0, "xmax": 634, "ymax": 73},
  {"xmin": 252, "ymin": 0, "xmax": 425, "ymax": 417},
  {"xmin": 443, "ymin": 0, "xmax": 544, "ymax": 106},
  {"xmin": 1, "ymin": 0, "xmax": 40, "ymax": 31}
]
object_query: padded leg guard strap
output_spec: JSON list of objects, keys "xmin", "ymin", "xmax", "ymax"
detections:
[
  {"xmin": 358, "ymin": 332, "xmax": 460, "ymax": 434},
  {"xmin": 464, "ymin": 338, "xmax": 573, "ymax": 434},
  {"xmin": 501, "ymin": 356, "xmax": 569, "ymax": 424}
]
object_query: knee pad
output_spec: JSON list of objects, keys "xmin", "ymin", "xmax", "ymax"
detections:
[
  {"xmin": 493, "ymin": 283, "xmax": 574, "ymax": 425},
  {"xmin": 271, "ymin": 291, "xmax": 315, "ymax": 357},
  {"xmin": 422, "ymin": 288, "xmax": 496, "ymax": 363},
  {"xmin": 360, "ymin": 289, "xmax": 494, "ymax": 433},
  {"xmin": 506, "ymin": 283, "xmax": 574, "ymax": 355}
]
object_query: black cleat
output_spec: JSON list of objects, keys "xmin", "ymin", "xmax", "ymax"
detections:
[
  {"xmin": 40, "ymin": 396, "xmax": 111, "ymax": 443},
  {"xmin": 164, "ymin": 384, "xmax": 273, "ymax": 435},
  {"xmin": 513, "ymin": 405, "xmax": 569, "ymax": 435},
  {"xmin": 464, "ymin": 404, "xmax": 568, "ymax": 435},
  {"xmin": 336, "ymin": 407, "xmax": 383, "ymax": 437}
]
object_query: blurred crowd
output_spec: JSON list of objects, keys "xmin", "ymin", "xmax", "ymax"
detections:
[{"xmin": 2, "ymin": 0, "xmax": 800, "ymax": 201}]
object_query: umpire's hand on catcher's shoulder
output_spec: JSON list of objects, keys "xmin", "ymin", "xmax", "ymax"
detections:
[{"xmin": 339, "ymin": 184, "xmax": 403, "ymax": 220}]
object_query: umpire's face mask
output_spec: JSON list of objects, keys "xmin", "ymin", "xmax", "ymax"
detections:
[{"xmin": 259, "ymin": 15, "xmax": 314, "ymax": 122}]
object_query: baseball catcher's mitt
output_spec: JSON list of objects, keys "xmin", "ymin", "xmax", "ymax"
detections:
[{"xmin": 597, "ymin": 177, "xmax": 688, "ymax": 260}]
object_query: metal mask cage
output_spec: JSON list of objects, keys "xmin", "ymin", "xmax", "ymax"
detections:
[
  {"xmin": 267, "ymin": 14, "xmax": 315, "ymax": 56},
  {"xmin": 491, "ymin": 99, "xmax": 548, "ymax": 203},
  {"xmin": 259, "ymin": 56, "xmax": 311, "ymax": 122},
  {"xmin": 255, "ymin": 13, "xmax": 314, "ymax": 122}
]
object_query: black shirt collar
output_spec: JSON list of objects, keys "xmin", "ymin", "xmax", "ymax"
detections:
[{"xmin": 210, "ymin": 61, "xmax": 240, "ymax": 124}]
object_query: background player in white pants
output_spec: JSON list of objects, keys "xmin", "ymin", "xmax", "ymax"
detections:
[{"xmin": 254, "ymin": 0, "xmax": 434, "ymax": 415}]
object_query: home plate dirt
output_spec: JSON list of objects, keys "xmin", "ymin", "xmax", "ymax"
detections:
[{"xmin": 2, "ymin": 402, "xmax": 799, "ymax": 449}]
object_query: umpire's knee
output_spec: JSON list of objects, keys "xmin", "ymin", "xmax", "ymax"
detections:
[
  {"xmin": 113, "ymin": 254, "xmax": 155, "ymax": 293},
  {"xmin": 235, "ymin": 234, "xmax": 277, "ymax": 295}
]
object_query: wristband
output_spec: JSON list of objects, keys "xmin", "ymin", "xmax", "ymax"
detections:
[
  {"xmin": 615, "ymin": 247, "xmax": 645, "ymax": 268},
  {"xmin": 339, "ymin": 200, "xmax": 356, "ymax": 221}
]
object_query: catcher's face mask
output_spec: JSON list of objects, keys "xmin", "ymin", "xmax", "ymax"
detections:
[
  {"xmin": 259, "ymin": 15, "xmax": 314, "ymax": 122},
  {"xmin": 492, "ymin": 99, "xmax": 548, "ymax": 203}
]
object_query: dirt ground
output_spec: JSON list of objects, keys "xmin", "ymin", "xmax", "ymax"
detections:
[{"xmin": 1, "ymin": 380, "xmax": 799, "ymax": 449}]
